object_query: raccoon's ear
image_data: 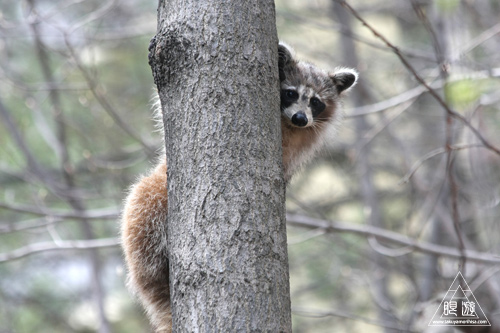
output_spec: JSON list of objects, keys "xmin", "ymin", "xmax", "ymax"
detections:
[
  {"xmin": 278, "ymin": 42, "xmax": 294, "ymax": 81},
  {"xmin": 330, "ymin": 68, "xmax": 358, "ymax": 94}
]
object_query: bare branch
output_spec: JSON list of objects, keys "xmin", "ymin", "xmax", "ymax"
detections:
[
  {"xmin": 453, "ymin": 22, "xmax": 500, "ymax": 62},
  {"xmin": 0, "ymin": 201, "xmax": 119, "ymax": 220},
  {"xmin": 68, "ymin": 0, "xmax": 118, "ymax": 34},
  {"xmin": 0, "ymin": 238, "xmax": 119, "ymax": 263},
  {"xmin": 336, "ymin": 0, "xmax": 500, "ymax": 157},
  {"xmin": 63, "ymin": 35, "xmax": 156, "ymax": 156},
  {"xmin": 286, "ymin": 214, "xmax": 500, "ymax": 264},
  {"xmin": 278, "ymin": 11, "xmax": 435, "ymax": 62},
  {"xmin": 400, "ymin": 144, "xmax": 484, "ymax": 184},
  {"xmin": 293, "ymin": 307, "xmax": 416, "ymax": 332},
  {"xmin": 0, "ymin": 217, "xmax": 62, "ymax": 234},
  {"xmin": 347, "ymin": 69, "xmax": 500, "ymax": 117}
]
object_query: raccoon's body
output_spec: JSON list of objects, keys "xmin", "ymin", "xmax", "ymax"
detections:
[{"xmin": 121, "ymin": 43, "xmax": 357, "ymax": 333}]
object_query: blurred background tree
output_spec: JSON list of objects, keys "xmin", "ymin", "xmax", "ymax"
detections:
[{"xmin": 1, "ymin": 0, "xmax": 499, "ymax": 332}]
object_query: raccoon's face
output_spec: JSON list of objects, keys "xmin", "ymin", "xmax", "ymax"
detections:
[
  {"xmin": 280, "ymin": 84, "xmax": 327, "ymax": 128},
  {"xmin": 278, "ymin": 42, "xmax": 357, "ymax": 128}
]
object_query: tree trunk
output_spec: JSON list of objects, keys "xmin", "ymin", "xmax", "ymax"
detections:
[{"xmin": 148, "ymin": 0, "xmax": 291, "ymax": 332}]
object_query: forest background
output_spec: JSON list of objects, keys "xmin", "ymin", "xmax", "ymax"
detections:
[{"xmin": 1, "ymin": 0, "xmax": 499, "ymax": 332}]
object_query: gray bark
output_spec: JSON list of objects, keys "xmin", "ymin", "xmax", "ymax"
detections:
[{"xmin": 149, "ymin": 0, "xmax": 291, "ymax": 332}]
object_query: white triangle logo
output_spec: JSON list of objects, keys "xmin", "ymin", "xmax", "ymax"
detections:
[{"xmin": 429, "ymin": 271, "xmax": 490, "ymax": 327}]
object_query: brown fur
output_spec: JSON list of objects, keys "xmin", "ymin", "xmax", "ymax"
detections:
[
  {"xmin": 121, "ymin": 162, "xmax": 172, "ymax": 332},
  {"xmin": 121, "ymin": 43, "xmax": 357, "ymax": 332}
]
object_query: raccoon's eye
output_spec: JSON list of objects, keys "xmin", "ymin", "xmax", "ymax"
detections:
[
  {"xmin": 310, "ymin": 97, "xmax": 322, "ymax": 107},
  {"xmin": 284, "ymin": 90, "xmax": 298, "ymax": 100},
  {"xmin": 310, "ymin": 97, "xmax": 326, "ymax": 116}
]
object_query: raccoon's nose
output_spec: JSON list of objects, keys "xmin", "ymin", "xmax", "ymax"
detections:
[{"xmin": 291, "ymin": 112, "xmax": 308, "ymax": 127}]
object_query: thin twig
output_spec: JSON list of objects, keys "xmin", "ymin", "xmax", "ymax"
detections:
[
  {"xmin": 446, "ymin": 150, "xmax": 467, "ymax": 270},
  {"xmin": 68, "ymin": 0, "xmax": 117, "ymax": 34},
  {"xmin": 400, "ymin": 144, "xmax": 485, "ymax": 184},
  {"xmin": 0, "ymin": 201, "xmax": 119, "ymax": 220},
  {"xmin": 63, "ymin": 35, "xmax": 155, "ymax": 156},
  {"xmin": 0, "ymin": 217, "xmax": 62, "ymax": 234},
  {"xmin": 278, "ymin": 11, "xmax": 435, "ymax": 62},
  {"xmin": 0, "ymin": 238, "xmax": 119, "ymax": 263},
  {"xmin": 453, "ymin": 22, "xmax": 500, "ymax": 62},
  {"xmin": 347, "ymin": 68, "xmax": 500, "ymax": 117},
  {"xmin": 411, "ymin": 1, "xmax": 468, "ymax": 271},
  {"xmin": 293, "ymin": 307, "xmax": 416, "ymax": 332}
]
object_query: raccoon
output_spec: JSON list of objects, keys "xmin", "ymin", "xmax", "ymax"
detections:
[
  {"xmin": 277, "ymin": 42, "xmax": 357, "ymax": 180},
  {"xmin": 121, "ymin": 42, "xmax": 357, "ymax": 333}
]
